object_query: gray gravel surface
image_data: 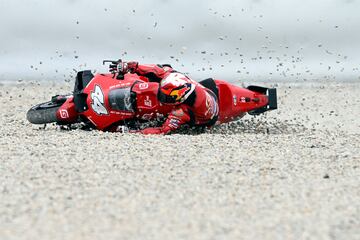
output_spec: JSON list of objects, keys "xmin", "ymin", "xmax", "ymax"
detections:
[{"xmin": 0, "ymin": 82, "xmax": 359, "ymax": 240}]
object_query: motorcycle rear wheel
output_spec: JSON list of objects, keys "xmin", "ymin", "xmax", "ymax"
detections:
[{"xmin": 27, "ymin": 101, "xmax": 61, "ymax": 124}]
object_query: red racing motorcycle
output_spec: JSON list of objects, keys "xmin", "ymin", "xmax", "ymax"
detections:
[{"xmin": 27, "ymin": 60, "xmax": 277, "ymax": 132}]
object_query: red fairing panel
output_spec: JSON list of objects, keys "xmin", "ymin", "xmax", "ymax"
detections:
[
  {"xmin": 82, "ymin": 74, "xmax": 137, "ymax": 130},
  {"xmin": 131, "ymin": 82, "xmax": 175, "ymax": 121},
  {"xmin": 56, "ymin": 97, "xmax": 78, "ymax": 123},
  {"xmin": 215, "ymin": 80, "xmax": 269, "ymax": 123}
]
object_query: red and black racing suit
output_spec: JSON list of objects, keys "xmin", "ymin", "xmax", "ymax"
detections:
[{"xmin": 132, "ymin": 63, "xmax": 219, "ymax": 134}]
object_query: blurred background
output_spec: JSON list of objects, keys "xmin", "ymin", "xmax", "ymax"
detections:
[{"xmin": 0, "ymin": 0, "xmax": 359, "ymax": 83}]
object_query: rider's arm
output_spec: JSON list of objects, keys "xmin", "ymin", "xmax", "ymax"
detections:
[
  {"xmin": 133, "ymin": 63, "xmax": 173, "ymax": 82},
  {"xmin": 138, "ymin": 107, "xmax": 191, "ymax": 135}
]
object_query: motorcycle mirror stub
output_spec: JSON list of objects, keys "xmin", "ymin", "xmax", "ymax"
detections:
[{"xmin": 103, "ymin": 59, "xmax": 122, "ymax": 65}]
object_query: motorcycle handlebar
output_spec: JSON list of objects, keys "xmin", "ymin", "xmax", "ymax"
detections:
[{"xmin": 103, "ymin": 59, "xmax": 125, "ymax": 80}]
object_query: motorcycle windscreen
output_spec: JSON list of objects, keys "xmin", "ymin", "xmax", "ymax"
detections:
[{"xmin": 108, "ymin": 87, "xmax": 135, "ymax": 112}]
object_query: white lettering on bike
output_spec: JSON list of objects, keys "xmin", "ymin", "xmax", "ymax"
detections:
[
  {"xmin": 60, "ymin": 109, "xmax": 69, "ymax": 118},
  {"xmin": 144, "ymin": 96, "xmax": 152, "ymax": 107},
  {"xmin": 141, "ymin": 113, "xmax": 154, "ymax": 120},
  {"xmin": 139, "ymin": 82, "xmax": 149, "ymax": 90},
  {"xmin": 91, "ymin": 85, "xmax": 108, "ymax": 115}
]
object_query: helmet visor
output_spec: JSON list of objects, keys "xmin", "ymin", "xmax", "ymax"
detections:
[{"xmin": 157, "ymin": 88, "xmax": 178, "ymax": 104}]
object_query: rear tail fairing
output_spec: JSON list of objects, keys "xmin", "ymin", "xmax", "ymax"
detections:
[
  {"xmin": 247, "ymin": 86, "xmax": 277, "ymax": 115},
  {"xmin": 215, "ymin": 80, "xmax": 277, "ymax": 123}
]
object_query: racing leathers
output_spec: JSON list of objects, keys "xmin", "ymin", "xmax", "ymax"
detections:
[{"xmin": 129, "ymin": 63, "xmax": 219, "ymax": 134}]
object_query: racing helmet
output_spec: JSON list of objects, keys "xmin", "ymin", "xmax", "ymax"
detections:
[{"xmin": 158, "ymin": 73, "xmax": 195, "ymax": 104}]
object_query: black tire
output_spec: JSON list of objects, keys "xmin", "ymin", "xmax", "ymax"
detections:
[{"xmin": 27, "ymin": 101, "xmax": 62, "ymax": 124}]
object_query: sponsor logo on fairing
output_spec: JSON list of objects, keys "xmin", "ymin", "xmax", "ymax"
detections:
[
  {"xmin": 141, "ymin": 113, "xmax": 154, "ymax": 120},
  {"xmin": 109, "ymin": 82, "xmax": 131, "ymax": 89},
  {"xmin": 144, "ymin": 96, "xmax": 152, "ymax": 107},
  {"xmin": 139, "ymin": 82, "xmax": 149, "ymax": 90},
  {"xmin": 59, "ymin": 109, "xmax": 69, "ymax": 118},
  {"xmin": 91, "ymin": 85, "xmax": 108, "ymax": 115}
]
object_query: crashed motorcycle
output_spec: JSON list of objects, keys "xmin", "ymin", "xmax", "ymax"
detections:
[{"xmin": 27, "ymin": 60, "xmax": 277, "ymax": 132}]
